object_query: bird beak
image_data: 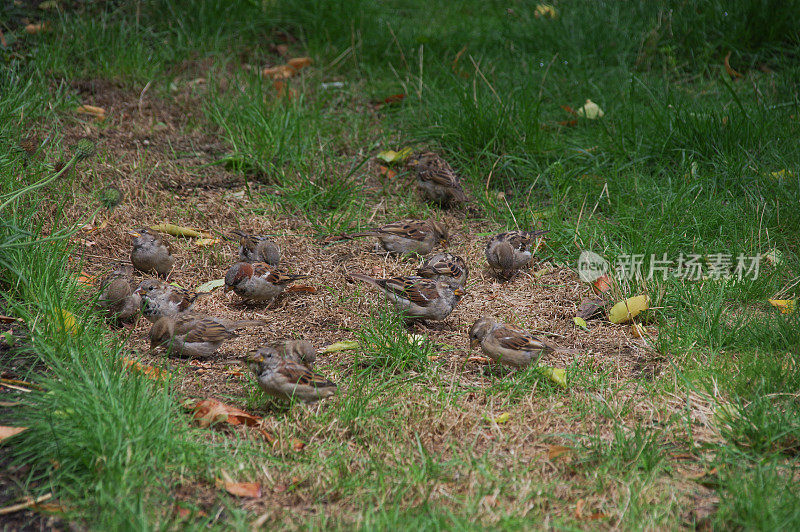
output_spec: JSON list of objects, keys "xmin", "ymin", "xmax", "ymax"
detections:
[
  {"xmin": 128, "ymin": 230, "xmax": 141, "ymax": 238},
  {"xmin": 454, "ymin": 288, "xmax": 466, "ymax": 297},
  {"xmin": 470, "ymin": 338, "xmax": 479, "ymax": 349}
]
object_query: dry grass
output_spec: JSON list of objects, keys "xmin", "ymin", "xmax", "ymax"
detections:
[{"xmin": 37, "ymin": 80, "xmax": 718, "ymax": 527}]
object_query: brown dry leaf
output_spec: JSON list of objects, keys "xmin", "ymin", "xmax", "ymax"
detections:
[
  {"xmin": 592, "ymin": 274, "xmax": 615, "ymax": 295},
  {"xmin": 262, "ymin": 64, "xmax": 296, "ymax": 79},
  {"xmin": 284, "ymin": 284, "xmax": 317, "ymax": 294},
  {"xmin": 24, "ymin": 22, "xmax": 50, "ymax": 34},
  {"xmin": 222, "ymin": 480, "xmax": 262, "ymax": 498},
  {"xmin": 186, "ymin": 398, "xmax": 261, "ymax": 428},
  {"xmin": 122, "ymin": 357, "xmax": 170, "ymax": 380},
  {"xmin": 724, "ymin": 51, "xmax": 743, "ymax": 79},
  {"xmin": 273, "ymin": 79, "xmax": 297, "ymax": 99},
  {"xmin": 287, "ymin": 56, "xmax": 312, "ymax": 70},
  {"xmin": 467, "ymin": 356, "xmax": 490, "ymax": 364},
  {"xmin": 588, "ymin": 512, "xmax": 609, "ymax": 521},
  {"xmin": 382, "ymin": 93, "xmax": 405, "ymax": 105},
  {"xmin": 291, "ymin": 438, "xmax": 306, "ymax": 451},
  {"xmin": 576, "ymin": 297, "xmax": 605, "ymax": 320},
  {"xmin": 574, "ymin": 498, "xmax": 585, "ymax": 519},
  {"xmin": 0, "ymin": 426, "xmax": 27, "ymax": 441},
  {"xmin": 379, "ymin": 165, "xmax": 397, "ymax": 179},
  {"xmin": 547, "ymin": 445, "xmax": 571, "ymax": 460},
  {"xmin": 258, "ymin": 429, "xmax": 276, "ymax": 444},
  {"xmin": 76, "ymin": 272, "xmax": 95, "ymax": 286},
  {"xmin": 75, "ymin": 104, "xmax": 106, "ymax": 122}
]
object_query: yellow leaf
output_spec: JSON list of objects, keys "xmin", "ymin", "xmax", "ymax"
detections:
[
  {"xmin": 576, "ymin": 99, "xmax": 604, "ymax": 119},
  {"xmin": 573, "ymin": 316, "xmax": 588, "ymax": 329},
  {"xmin": 194, "ymin": 238, "xmax": 220, "ymax": 247},
  {"xmin": 768, "ymin": 299, "xmax": 796, "ymax": 314},
  {"xmin": 494, "ymin": 412, "xmax": 510, "ymax": 424},
  {"xmin": 770, "ymin": 169, "xmax": 792, "ymax": 180},
  {"xmin": 0, "ymin": 426, "xmax": 27, "ymax": 442},
  {"xmin": 57, "ymin": 310, "xmax": 78, "ymax": 336},
  {"xmin": 320, "ymin": 340, "xmax": 359, "ymax": 353},
  {"xmin": 631, "ymin": 323, "xmax": 646, "ymax": 338},
  {"xmin": 534, "ymin": 4, "xmax": 557, "ymax": 18},
  {"xmin": 538, "ymin": 366, "xmax": 567, "ymax": 388},
  {"xmin": 376, "ymin": 147, "xmax": 412, "ymax": 165},
  {"xmin": 150, "ymin": 223, "xmax": 208, "ymax": 238},
  {"xmin": 608, "ymin": 295, "xmax": 650, "ymax": 324}
]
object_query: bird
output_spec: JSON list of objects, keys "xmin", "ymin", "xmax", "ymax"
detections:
[
  {"xmin": 485, "ymin": 230, "xmax": 548, "ymax": 280},
  {"xmin": 135, "ymin": 279, "xmax": 205, "ymax": 322},
  {"xmin": 97, "ymin": 266, "xmax": 140, "ymax": 324},
  {"xmin": 416, "ymin": 252, "xmax": 468, "ymax": 286},
  {"xmin": 245, "ymin": 347, "xmax": 337, "ymax": 402},
  {"xmin": 267, "ymin": 339, "xmax": 317, "ymax": 368},
  {"xmin": 148, "ymin": 316, "xmax": 239, "ymax": 358},
  {"xmin": 409, "ymin": 152, "xmax": 468, "ymax": 206},
  {"xmin": 129, "ymin": 228, "xmax": 175, "ymax": 276},
  {"xmin": 224, "ymin": 262, "xmax": 307, "ymax": 304},
  {"xmin": 468, "ymin": 316, "xmax": 560, "ymax": 369},
  {"xmin": 336, "ymin": 220, "xmax": 448, "ymax": 255},
  {"xmin": 229, "ymin": 230, "xmax": 280, "ymax": 267},
  {"xmin": 167, "ymin": 312, "xmax": 264, "ymax": 334},
  {"xmin": 349, "ymin": 273, "xmax": 465, "ymax": 321}
]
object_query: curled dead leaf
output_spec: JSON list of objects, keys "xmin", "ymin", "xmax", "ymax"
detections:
[
  {"xmin": 221, "ymin": 480, "xmax": 262, "ymax": 499},
  {"xmin": 724, "ymin": 51, "xmax": 743, "ymax": 79},
  {"xmin": 284, "ymin": 284, "xmax": 317, "ymax": 294},
  {"xmin": 608, "ymin": 295, "xmax": 650, "ymax": 324},
  {"xmin": 287, "ymin": 56, "xmax": 312, "ymax": 70},
  {"xmin": 122, "ymin": 357, "xmax": 170, "ymax": 380},
  {"xmin": 0, "ymin": 426, "xmax": 28, "ymax": 442},
  {"xmin": 291, "ymin": 438, "xmax": 306, "ymax": 451},
  {"xmin": 186, "ymin": 398, "xmax": 261, "ymax": 428},
  {"xmin": 75, "ymin": 104, "xmax": 106, "ymax": 122}
]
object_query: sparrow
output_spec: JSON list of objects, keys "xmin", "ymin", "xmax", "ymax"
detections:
[
  {"xmin": 469, "ymin": 316, "xmax": 559, "ymax": 369},
  {"xmin": 135, "ymin": 279, "xmax": 205, "ymax": 322},
  {"xmin": 224, "ymin": 262, "xmax": 308, "ymax": 304},
  {"xmin": 149, "ymin": 316, "xmax": 238, "ymax": 359},
  {"xmin": 168, "ymin": 312, "xmax": 264, "ymax": 334},
  {"xmin": 229, "ymin": 230, "xmax": 280, "ymax": 267},
  {"xmin": 97, "ymin": 266, "xmax": 140, "ymax": 324},
  {"xmin": 129, "ymin": 228, "xmax": 175, "ymax": 276},
  {"xmin": 485, "ymin": 230, "xmax": 548, "ymax": 280},
  {"xmin": 267, "ymin": 339, "xmax": 317, "ymax": 368},
  {"xmin": 409, "ymin": 152, "xmax": 468, "ymax": 206},
  {"xmin": 349, "ymin": 273, "xmax": 465, "ymax": 321},
  {"xmin": 245, "ymin": 348, "xmax": 337, "ymax": 402},
  {"xmin": 338, "ymin": 220, "xmax": 448, "ymax": 255},
  {"xmin": 416, "ymin": 252, "xmax": 468, "ymax": 286}
]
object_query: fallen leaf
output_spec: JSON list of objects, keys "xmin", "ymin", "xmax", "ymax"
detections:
[
  {"xmin": 467, "ymin": 356, "xmax": 490, "ymax": 364},
  {"xmin": 56, "ymin": 309, "xmax": 78, "ymax": 336},
  {"xmin": 320, "ymin": 340, "xmax": 359, "ymax": 353},
  {"xmin": 0, "ymin": 426, "xmax": 27, "ymax": 441},
  {"xmin": 577, "ymin": 297, "xmax": 606, "ymax": 320},
  {"xmin": 76, "ymin": 273, "xmax": 94, "ymax": 286},
  {"xmin": 194, "ymin": 238, "xmax": 220, "ymax": 248},
  {"xmin": 588, "ymin": 512, "xmax": 609, "ymax": 520},
  {"xmin": 576, "ymin": 99, "xmax": 604, "ymax": 119},
  {"xmin": 768, "ymin": 299, "xmax": 796, "ymax": 314},
  {"xmin": 631, "ymin": 323, "xmax": 646, "ymax": 338},
  {"xmin": 724, "ymin": 51, "xmax": 743, "ymax": 79},
  {"xmin": 547, "ymin": 445, "xmax": 571, "ymax": 460},
  {"xmin": 382, "ymin": 93, "xmax": 405, "ymax": 105},
  {"xmin": 284, "ymin": 284, "xmax": 317, "ymax": 294},
  {"xmin": 262, "ymin": 64, "xmax": 296, "ymax": 79},
  {"xmin": 258, "ymin": 429, "xmax": 276, "ymax": 443},
  {"xmin": 150, "ymin": 223, "xmax": 209, "ymax": 238},
  {"xmin": 196, "ymin": 278, "xmax": 225, "ymax": 293},
  {"xmin": 591, "ymin": 274, "xmax": 615, "ymax": 295},
  {"xmin": 122, "ymin": 357, "xmax": 170, "ymax": 380},
  {"xmin": 770, "ymin": 169, "xmax": 792, "ymax": 180},
  {"xmin": 24, "ymin": 22, "xmax": 50, "ymax": 34},
  {"xmin": 557, "ymin": 119, "xmax": 578, "ymax": 127},
  {"xmin": 492, "ymin": 412, "xmax": 510, "ymax": 424},
  {"xmin": 573, "ymin": 316, "xmax": 588, "ymax": 330},
  {"xmin": 186, "ymin": 398, "xmax": 261, "ymax": 428},
  {"xmin": 222, "ymin": 480, "xmax": 262, "ymax": 498},
  {"xmin": 538, "ymin": 366, "xmax": 567, "ymax": 388},
  {"xmin": 608, "ymin": 295, "xmax": 650, "ymax": 324},
  {"xmin": 287, "ymin": 56, "xmax": 312, "ymax": 70},
  {"xmin": 273, "ymin": 79, "xmax": 296, "ymax": 99},
  {"xmin": 574, "ymin": 498, "xmax": 585, "ymax": 519},
  {"xmin": 291, "ymin": 438, "xmax": 306, "ymax": 451},
  {"xmin": 75, "ymin": 104, "xmax": 106, "ymax": 122},
  {"xmin": 379, "ymin": 165, "xmax": 397, "ymax": 179},
  {"xmin": 534, "ymin": 4, "xmax": 557, "ymax": 18},
  {"xmin": 376, "ymin": 147, "xmax": 412, "ymax": 165}
]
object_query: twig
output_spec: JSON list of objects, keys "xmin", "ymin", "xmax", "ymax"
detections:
[{"xmin": 0, "ymin": 493, "xmax": 52, "ymax": 516}]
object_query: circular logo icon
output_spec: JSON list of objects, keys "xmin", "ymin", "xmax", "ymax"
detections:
[{"xmin": 577, "ymin": 251, "xmax": 609, "ymax": 282}]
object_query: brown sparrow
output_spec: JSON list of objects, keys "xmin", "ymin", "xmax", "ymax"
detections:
[
  {"xmin": 416, "ymin": 252, "xmax": 468, "ymax": 286},
  {"xmin": 136, "ymin": 279, "xmax": 204, "ymax": 322},
  {"xmin": 268, "ymin": 339, "xmax": 317, "ymax": 368},
  {"xmin": 409, "ymin": 152, "xmax": 468, "ymax": 206},
  {"xmin": 224, "ymin": 262, "xmax": 308, "ymax": 304},
  {"xmin": 230, "ymin": 230, "xmax": 280, "ymax": 267},
  {"xmin": 169, "ymin": 312, "xmax": 264, "ymax": 333},
  {"xmin": 149, "ymin": 316, "xmax": 238, "ymax": 358},
  {"xmin": 469, "ymin": 316, "xmax": 556, "ymax": 368},
  {"xmin": 245, "ymin": 347, "xmax": 336, "ymax": 402},
  {"xmin": 485, "ymin": 230, "xmax": 548, "ymax": 280},
  {"xmin": 97, "ymin": 266, "xmax": 140, "ymax": 324},
  {"xmin": 129, "ymin": 228, "xmax": 175, "ymax": 276},
  {"xmin": 350, "ymin": 273, "xmax": 465, "ymax": 321},
  {"xmin": 341, "ymin": 220, "xmax": 448, "ymax": 255}
]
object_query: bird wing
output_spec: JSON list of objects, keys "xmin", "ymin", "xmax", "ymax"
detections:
[
  {"xmin": 279, "ymin": 360, "xmax": 335, "ymax": 388},
  {"xmin": 184, "ymin": 319, "xmax": 236, "ymax": 343},
  {"xmin": 494, "ymin": 326, "xmax": 549, "ymax": 352},
  {"xmin": 376, "ymin": 220, "xmax": 429, "ymax": 242},
  {"xmin": 379, "ymin": 277, "xmax": 440, "ymax": 307},
  {"xmin": 252, "ymin": 262, "xmax": 306, "ymax": 285}
]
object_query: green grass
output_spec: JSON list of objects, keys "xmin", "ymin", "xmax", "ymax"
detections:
[{"xmin": 1, "ymin": 0, "xmax": 800, "ymax": 528}]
